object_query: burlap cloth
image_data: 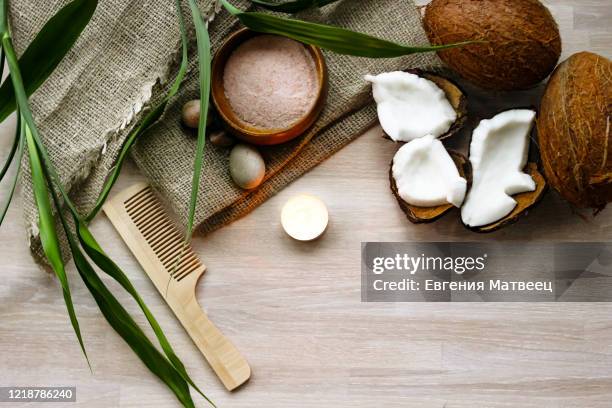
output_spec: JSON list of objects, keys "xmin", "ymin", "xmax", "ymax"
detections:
[{"xmin": 11, "ymin": 0, "xmax": 440, "ymax": 263}]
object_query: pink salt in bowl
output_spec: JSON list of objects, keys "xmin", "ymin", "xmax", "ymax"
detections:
[{"xmin": 211, "ymin": 28, "xmax": 328, "ymax": 146}]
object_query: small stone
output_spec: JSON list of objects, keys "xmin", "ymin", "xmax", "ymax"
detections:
[
  {"xmin": 182, "ymin": 100, "xmax": 200, "ymax": 129},
  {"xmin": 229, "ymin": 144, "xmax": 266, "ymax": 190},
  {"xmin": 209, "ymin": 130, "xmax": 235, "ymax": 148},
  {"xmin": 182, "ymin": 100, "xmax": 213, "ymax": 129}
]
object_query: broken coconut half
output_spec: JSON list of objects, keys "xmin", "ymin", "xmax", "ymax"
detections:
[
  {"xmin": 461, "ymin": 109, "xmax": 547, "ymax": 232},
  {"xmin": 365, "ymin": 70, "xmax": 467, "ymax": 142},
  {"xmin": 390, "ymin": 134, "xmax": 469, "ymax": 223},
  {"xmin": 390, "ymin": 109, "xmax": 546, "ymax": 229}
]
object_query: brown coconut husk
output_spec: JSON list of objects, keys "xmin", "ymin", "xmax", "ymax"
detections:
[
  {"xmin": 423, "ymin": 0, "xmax": 561, "ymax": 91},
  {"xmin": 390, "ymin": 151, "xmax": 470, "ymax": 223},
  {"xmin": 381, "ymin": 70, "xmax": 467, "ymax": 141},
  {"xmin": 537, "ymin": 52, "xmax": 612, "ymax": 210}
]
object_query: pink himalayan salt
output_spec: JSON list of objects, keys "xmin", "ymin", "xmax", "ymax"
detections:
[{"xmin": 223, "ymin": 35, "xmax": 319, "ymax": 130}]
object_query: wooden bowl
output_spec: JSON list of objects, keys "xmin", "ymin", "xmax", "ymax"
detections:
[{"xmin": 211, "ymin": 28, "xmax": 328, "ymax": 146}]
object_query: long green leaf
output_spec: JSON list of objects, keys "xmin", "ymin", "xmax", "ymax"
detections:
[
  {"xmin": 250, "ymin": 0, "xmax": 340, "ymax": 13},
  {"xmin": 85, "ymin": 0, "xmax": 189, "ymax": 222},
  {"xmin": 1, "ymin": 0, "xmax": 87, "ymax": 363},
  {"xmin": 73, "ymin": 250, "xmax": 196, "ymax": 408},
  {"xmin": 0, "ymin": 112, "xmax": 23, "ymax": 226},
  {"xmin": 185, "ymin": 0, "xmax": 211, "ymax": 241},
  {"xmin": 222, "ymin": 0, "xmax": 470, "ymax": 58},
  {"xmin": 0, "ymin": 0, "xmax": 97, "ymax": 123},
  {"xmin": 39, "ymin": 158, "xmax": 198, "ymax": 408},
  {"xmin": 76, "ymin": 221, "xmax": 214, "ymax": 406},
  {"xmin": 0, "ymin": 14, "xmax": 75, "ymax": 212},
  {"xmin": 1, "ymin": 0, "xmax": 92, "ymax": 366},
  {"xmin": 24, "ymin": 123, "xmax": 89, "ymax": 366}
]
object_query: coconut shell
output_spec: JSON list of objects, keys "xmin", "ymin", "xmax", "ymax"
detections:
[
  {"xmin": 537, "ymin": 52, "xmax": 612, "ymax": 210},
  {"xmin": 390, "ymin": 151, "xmax": 470, "ymax": 223},
  {"xmin": 423, "ymin": 0, "xmax": 561, "ymax": 91},
  {"xmin": 468, "ymin": 163, "xmax": 547, "ymax": 233}
]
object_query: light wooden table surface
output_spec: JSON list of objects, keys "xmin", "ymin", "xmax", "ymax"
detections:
[{"xmin": 1, "ymin": 1, "xmax": 611, "ymax": 407}]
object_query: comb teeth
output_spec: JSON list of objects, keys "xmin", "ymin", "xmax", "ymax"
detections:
[{"xmin": 124, "ymin": 186, "xmax": 202, "ymax": 281}]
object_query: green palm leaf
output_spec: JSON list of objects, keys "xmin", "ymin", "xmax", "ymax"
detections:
[
  {"xmin": 1, "ymin": 0, "xmax": 89, "ymax": 364},
  {"xmin": 72, "ymin": 249, "xmax": 197, "ymax": 408},
  {"xmin": 76, "ymin": 221, "xmax": 214, "ymax": 406},
  {"xmin": 0, "ymin": 0, "xmax": 97, "ymax": 122},
  {"xmin": 48, "ymin": 190, "xmax": 198, "ymax": 408},
  {"xmin": 185, "ymin": 0, "xmax": 212, "ymax": 242},
  {"xmin": 222, "ymin": 0, "xmax": 469, "ymax": 58},
  {"xmin": 73, "ymin": 250, "xmax": 197, "ymax": 408},
  {"xmin": 24, "ymin": 123, "xmax": 89, "ymax": 366}
]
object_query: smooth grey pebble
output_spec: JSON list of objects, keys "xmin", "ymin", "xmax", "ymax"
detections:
[{"xmin": 229, "ymin": 144, "xmax": 265, "ymax": 190}]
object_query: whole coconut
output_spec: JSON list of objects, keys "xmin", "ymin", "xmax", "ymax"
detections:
[
  {"xmin": 538, "ymin": 52, "xmax": 612, "ymax": 209},
  {"xmin": 423, "ymin": 0, "xmax": 561, "ymax": 91}
]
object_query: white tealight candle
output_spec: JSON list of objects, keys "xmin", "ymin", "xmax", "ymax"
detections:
[{"xmin": 281, "ymin": 194, "xmax": 329, "ymax": 241}]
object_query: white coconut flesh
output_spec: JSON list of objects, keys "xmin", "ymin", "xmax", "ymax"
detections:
[
  {"xmin": 461, "ymin": 109, "xmax": 537, "ymax": 228},
  {"xmin": 365, "ymin": 71, "xmax": 457, "ymax": 142},
  {"xmin": 392, "ymin": 134, "xmax": 467, "ymax": 207}
]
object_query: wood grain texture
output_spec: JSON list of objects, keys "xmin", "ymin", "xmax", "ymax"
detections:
[{"xmin": 1, "ymin": 1, "xmax": 611, "ymax": 407}]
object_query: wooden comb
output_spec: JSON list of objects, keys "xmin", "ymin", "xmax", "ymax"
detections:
[{"xmin": 103, "ymin": 183, "xmax": 251, "ymax": 391}]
